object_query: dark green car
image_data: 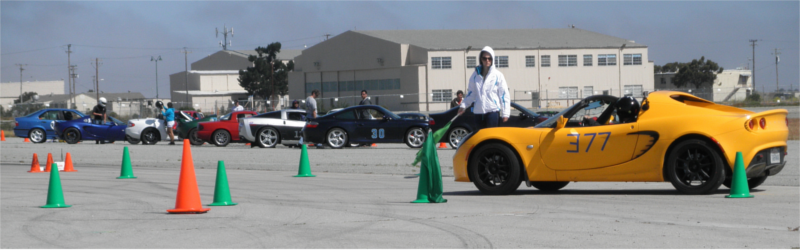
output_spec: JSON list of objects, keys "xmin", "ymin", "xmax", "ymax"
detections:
[{"xmin": 175, "ymin": 112, "xmax": 217, "ymax": 145}]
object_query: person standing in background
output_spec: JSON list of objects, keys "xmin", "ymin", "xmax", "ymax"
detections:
[{"xmin": 458, "ymin": 46, "xmax": 510, "ymax": 130}]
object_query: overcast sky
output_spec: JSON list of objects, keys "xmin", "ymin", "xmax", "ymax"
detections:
[{"xmin": 2, "ymin": 1, "xmax": 798, "ymax": 98}]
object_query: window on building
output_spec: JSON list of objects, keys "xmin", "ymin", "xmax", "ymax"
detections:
[
  {"xmin": 584, "ymin": 55, "xmax": 592, "ymax": 66},
  {"xmin": 559, "ymin": 55, "xmax": 577, "ymax": 67},
  {"xmin": 624, "ymin": 85, "xmax": 643, "ymax": 97},
  {"xmin": 466, "ymin": 56, "xmax": 476, "ymax": 68},
  {"xmin": 624, "ymin": 54, "xmax": 642, "ymax": 65},
  {"xmin": 598, "ymin": 54, "xmax": 617, "ymax": 66},
  {"xmin": 541, "ymin": 55, "xmax": 550, "ymax": 67},
  {"xmin": 558, "ymin": 55, "xmax": 568, "ymax": 67},
  {"xmin": 738, "ymin": 75, "xmax": 749, "ymax": 86},
  {"xmin": 432, "ymin": 89, "xmax": 452, "ymax": 102},
  {"xmin": 432, "ymin": 57, "xmax": 452, "ymax": 69},
  {"xmin": 496, "ymin": 56, "xmax": 509, "ymax": 68},
  {"xmin": 525, "ymin": 56, "xmax": 535, "ymax": 67},
  {"xmin": 559, "ymin": 87, "xmax": 579, "ymax": 98},
  {"xmin": 583, "ymin": 86, "xmax": 594, "ymax": 97}
]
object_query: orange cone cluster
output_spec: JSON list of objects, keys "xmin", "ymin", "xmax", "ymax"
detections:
[
  {"xmin": 44, "ymin": 153, "xmax": 54, "ymax": 172},
  {"xmin": 28, "ymin": 153, "xmax": 42, "ymax": 173}
]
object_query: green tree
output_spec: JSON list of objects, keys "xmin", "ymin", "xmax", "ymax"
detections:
[
  {"xmin": 238, "ymin": 42, "xmax": 295, "ymax": 101},
  {"xmin": 14, "ymin": 92, "xmax": 38, "ymax": 104},
  {"xmin": 670, "ymin": 57, "xmax": 724, "ymax": 89}
]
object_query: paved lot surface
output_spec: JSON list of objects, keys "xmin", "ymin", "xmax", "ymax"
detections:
[{"xmin": 1, "ymin": 138, "xmax": 798, "ymax": 248}]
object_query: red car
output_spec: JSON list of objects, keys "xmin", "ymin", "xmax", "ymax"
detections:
[{"xmin": 197, "ymin": 111, "xmax": 257, "ymax": 146}]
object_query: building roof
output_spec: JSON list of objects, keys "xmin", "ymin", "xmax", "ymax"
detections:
[
  {"xmin": 227, "ymin": 49, "xmax": 303, "ymax": 61},
  {"xmin": 351, "ymin": 28, "xmax": 646, "ymax": 51}
]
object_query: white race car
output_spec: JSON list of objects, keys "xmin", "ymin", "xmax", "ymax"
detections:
[
  {"xmin": 239, "ymin": 109, "xmax": 306, "ymax": 148},
  {"xmin": 125, "ymin": 111, "xmax": 194, "ymax": 145}
]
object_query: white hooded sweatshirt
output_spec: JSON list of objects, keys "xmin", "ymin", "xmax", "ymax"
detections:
[{"xmin": 459, "ymin": 46, "xmax": 511, "ymax": 118}]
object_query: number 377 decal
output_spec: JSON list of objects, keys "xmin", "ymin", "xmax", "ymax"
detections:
[{"xmin": 567, "ymin": 132, "xmax": 611, "ymax": 153}]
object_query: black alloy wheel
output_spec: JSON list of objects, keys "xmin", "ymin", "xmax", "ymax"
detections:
[
  {"xmin": 141, "ymin": 129, "xmax": 159, "ymax": 145},
  {"xmin": 666, "ymin": 139, "xmax": 725, "ymax": 194},
  {"xmin": 468, "ymin": 143, "xmax": 521, "ymax": 195},
  {"xmin": 63, "ymin": 128, "xmax": 81, "ymax": 144},
  {"xmin": 188, "ymin": 129, "xmax": 204, "ymax": 146}
]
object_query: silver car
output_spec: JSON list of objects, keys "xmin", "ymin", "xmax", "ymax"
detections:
[{"xmin": 239, "ymin": 109, "xmax": 307, "ymax": 148}]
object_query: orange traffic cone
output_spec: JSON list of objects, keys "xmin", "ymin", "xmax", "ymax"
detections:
[
  {"xmin": 28, "ymin": 153, "xmax": 42, "ymax": 173},
  {"xmin": 438, "ymin": 142, "xmax": 448, "ymax": 149},
  {"xmin": 1, "ymin": 130, "xmax": 6, "ymax": 141},
  {"xmin": 245, "ymin": 143, "xmax": 251, "ymax": 146},
  {"xmin": 167, "ymin": 139, "xmax": 210, "ymax": 214},
  {"xmin": 24, "ymin": 138, "xmax": 30, "ymax": 142},
  {"xmin": 371, "ymin": 143, "xmax": 377, "ymax": 147},
  {"xmin": 62, "ymin": 152, "xmax": 77, "ymax": 172},
  {"xmin": 44, "ymin": 153, "xmax": 54, "ymax": 172}
]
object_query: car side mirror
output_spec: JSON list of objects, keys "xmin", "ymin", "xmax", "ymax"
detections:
[{"xmin": 556, "ymin": 116, "xmax": 568, "ymax": 129}]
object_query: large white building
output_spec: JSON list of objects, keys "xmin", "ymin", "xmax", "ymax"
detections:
[
  {"xmin": 0, "ymin": 80, "xmax": 65, "ymax": 108},
  {"xmin": 169, "ymin": 49, "xmax": 301, "ymax": 113},
  {"xmin": 288, "ymin": 28, "xmax": 654, "ymax": 112}
]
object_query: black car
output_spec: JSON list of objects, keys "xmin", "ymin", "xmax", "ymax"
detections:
[
  {"xmin": 428, "ymin": 102, "xmax": 548, "ymax": 148},
  {"xmin": 398, "ymin": 113, "xmax": 429, "ymax": 121},
  {"xmin": 303, "ymin": 105, "xmax": 430, "ymax": 148}
]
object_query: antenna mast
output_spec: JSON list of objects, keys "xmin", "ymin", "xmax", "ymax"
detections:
[{"xmin": 216, "ymin": 24, "xmax": 233, "ymax": 50}]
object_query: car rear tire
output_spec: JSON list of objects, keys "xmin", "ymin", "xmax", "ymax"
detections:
[
  {"xmin": 127, "ymin": 136, "xmax": 141, "ymax": 144},
  {"xmin": 448, "ymin": 127, "xmax": 470, "ymax": 149},
  {"xmin": 722, "ymin": 175, "xmax": 767, "ymax": 190},
  {"xmin": 140, "ymin": 128, "xmax": 159, "ymax": 145},
  {"xmin": 256, "ymin": 127, "xmax": 279, "ymax": 148},
  {"xmin": 212, "ymin": 130, "xmax": 231, "ymax": 147},
  {"xmin": 405, "ymin": 127, "xmax": 425, "ymax": 148},
  {"xmin": 469, "ymin": 143, "xmax": 521, "ymax": 195},
  {"xmin": 29, "ymin": 128, "xmax": 46, "ymax": 143},
  {"xmin": 531, "ymin": 181, "xmax": 569, "ymax": 192},
  {"xmin": 188, "ymin": 128, "xmax": 204, "ymax": 146},
  {"xmin": 666, "ymin": 139, "xmax": 725, "ymax": 194},
  {"xmin": 326, "ymin": 128, "xmax": 347, "ymax": 149},
  {"xmin": 63, "ymin": 128, "xmax": 81, "ymax": 144}
]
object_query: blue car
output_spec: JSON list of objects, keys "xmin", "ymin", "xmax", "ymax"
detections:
[
  {"xmin": 13, "ymin": 108, "xmax": 87, "ymax": 143},
  {"xmin": 54, "ymin": 116, "xmax": 127, "ymax": 144},
  {"xmin": 303, "ymin": 105, "xmax": 430, "ymax": 148}
]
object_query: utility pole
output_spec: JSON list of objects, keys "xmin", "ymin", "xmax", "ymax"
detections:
[
  {"xmin": 15, "ymin": 64, "xmax": 26, "ymax": 103},
  {"xmin": 750, "ymin": 39, "xmax": 758, "ymax": 92},
  {"xmin": 216, "ymin": 25, "xmax": 233, "ymax": 50},
  {"xmin": 69, "ymin": 65, "xmax": 78, "ymax": 108},
  {"xmin": 92, "ymin": 58, "xmax": 101, "ymax": 101},
  {"xmin": 773, "ymin": 48, "xmax": 781, "ymax": 92},
  {"xmin": 324, "ymin": 34, "xmax": 330, "ymax": 40},
  {"xmin": 182, "ymin": 47, "xmax": 193, "ymax": 106},
  {"xmin": 151, "ymin": 56, "xmax": 162, "ymax": 99},
  {"xmin": 66, "ymin": 44, "xmax": 73, "ymax": 106}
]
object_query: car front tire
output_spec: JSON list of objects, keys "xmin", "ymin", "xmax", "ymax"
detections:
[
  {"xmin": 666, "ymin": 139, "xmax": 725, "ymax": 194},
  {"xmin": 140, "ymin": 128, "xmax": 159, "ymax": 145},
  {"xmin": 212, "ymin": 130, "xmax": 231, "ymax": 147},
  {"xmin": 256, "ymin": 127, "xmax": 279, "ymax": 148},
  {"xmin": 469, "ymin": 143, "xmax": 521, "ymax": 195},
  {"xmin": 326, "ymin": 128, "xmax": 347, "ymax": 149},
  {"xmin": 29, "ymin": 128, "xmax": 46, "ymax": 143},
  {"xmin": 63, "ymin": 128, "xmax": 81, "ymax": 144}
]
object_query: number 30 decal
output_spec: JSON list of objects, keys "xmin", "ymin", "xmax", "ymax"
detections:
[
  {"xmin": 371, "ymin": 128, "xmax": 385, "ymax": 139},
  {"xmin": 567, "ymin": 132, "xmax": 610, "ymax": 153}
]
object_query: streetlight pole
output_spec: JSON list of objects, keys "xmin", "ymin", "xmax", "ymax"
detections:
[
  {"xmin": 182, "ymin": 47, "xmax": 192, "ymax": 107},
  {"xmin": 618, "ymin": 44, "xmax": 626, "ymax": 96},
  {"xmin": 151, "ymin": 56, "xmax": 162, "ymax": 99},
  {"xmin": 15, "ymin": 64, "xmax": 26, "ymax": 103}
]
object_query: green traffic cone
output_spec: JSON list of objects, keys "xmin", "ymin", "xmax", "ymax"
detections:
[
  {"xmin": 726, "ymin": 152, "xmax": 754, "ymax": 198},
  {"xmin": 293, "ymin": 144, "xmax": 316, "ymax": 177},
  {"xmin": 42, "ymin": 163, "xmax": 72, "ymax": 208},
  {"xmin": 208, "ymin": 161, "xmax": 237, "ymax": 206},
  {"xmin": 117, "ymin": 146, "xmax": 137, "ymax": 179},
  {"xmin": 411, "ymin": 165, "xmax": 431, "ymax": 203}
]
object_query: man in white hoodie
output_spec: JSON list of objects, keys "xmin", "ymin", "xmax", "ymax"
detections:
[{"xmin": 458, "ymin": 46, "xmax": 511, "ymax": 130}]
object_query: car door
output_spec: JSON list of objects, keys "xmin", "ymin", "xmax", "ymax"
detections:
[
  {"xmin": 355, "ymin": 108, "xmax": 388, "ymax": 143},
  {"xmin": 107, "ymin": 117, "xmax": 127, "ymax": 140},
  {"xmin": 539, "ymin": 100, "xmax": 639, "ymax": 171},
  {"xmin": 284, "ymin": 111, "xmax": 306, "ymax": 141},
  {"xmin": 231, "ymin": 113, "xmax": 253, "ymax": 139},
  {"xmin": 38, "ymin": 110, "xmax": 61, "ymax": 136}
]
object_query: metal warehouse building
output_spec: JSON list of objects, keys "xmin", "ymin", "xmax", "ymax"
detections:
[{"xmin": 288, "ymin": 28, "xmax": 654, "ymax": 112}]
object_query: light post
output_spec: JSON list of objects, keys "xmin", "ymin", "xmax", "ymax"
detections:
[
  {"xmin": 464, "ymin": 46, "xmax": 472, "ymax": 92},
  {"xmin": 151, "ymin": 56, "xmax": 162, "ymax": 99},
  {"xmin": 618, "ymin": 44, "xmax": 626, "ymax": 96}
]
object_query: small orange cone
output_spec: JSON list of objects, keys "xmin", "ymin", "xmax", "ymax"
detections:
[
  {"xmin": 371, "ymin": 143, "xmax": 377, "ymax": 147},
  {"xmin": 438, "ymin": 142, "xmax": 448, "ymax": 148},
  {"xmin": 28, "ymin": 153, "xmax": 42, "ymax": 173},
  {"xmin": 1, "ymin": 130, "xmax": 6, "ymax": 141},
  {"xmin": 44, "ymin": 153, "xmax": 54, "ymax": 172},
  {"xmin": 62, "ymin": 152, "xmax": 77, "ymax": 172},
  {"xmin": 24, "ymin": 138, "xmax": 30, "ymax": 142},
  {"xmin": 167, "ymin": 139, "xmax": 210, "ymax": 214},
  {"xmin": 245, "ymin": 143, "xmax": 251, "ymax": 146}
]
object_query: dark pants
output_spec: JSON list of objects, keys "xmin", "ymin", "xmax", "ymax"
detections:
[{"xmin": 474, "ymin": 111, "xmax": 500, "ymax": 130}]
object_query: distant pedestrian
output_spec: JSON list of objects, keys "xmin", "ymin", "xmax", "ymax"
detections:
[
  {"xmin": 160, "ymin": 102, "xmax": 176, "ymax": 145},
  {"xmin": 232, "ymin": 101, "xmax": 244, "ymax": 112},
  {"xmin": 458, "ymin": 46, "xmax": 510, "ymax": 130},
  {"xmin": 92, "ymin": 97, "xmax": 108, "ymax": 144},
  {"xmin": 291, "ymin": 100, "xmax": 301, "ymax": 109},
  {"xmin": 306, "ymin": 90, "xmax": 319, "ymax": 120},
  {"xmin": 450, "ymin": 90, "xmax": 464, "ymax": 109},
  {"xmin": 359, "ymin": 90, "xmax": 371, "ymax": 105}
]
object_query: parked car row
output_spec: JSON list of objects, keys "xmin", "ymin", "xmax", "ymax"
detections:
[{"xmin": 13, "ymin": 102, "xmax": 550, "ymax": 148}]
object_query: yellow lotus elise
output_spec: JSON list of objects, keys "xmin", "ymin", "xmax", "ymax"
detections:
[{"xmin": 453, "ymin": 91, "xmax": 788, "ymax": 195}]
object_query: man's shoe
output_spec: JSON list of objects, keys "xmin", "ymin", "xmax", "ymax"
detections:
[{"xmin": 169, "ymin": 141, "xmax": 175, "ymax": 145}]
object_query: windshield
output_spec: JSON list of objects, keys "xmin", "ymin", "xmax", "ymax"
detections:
[
  {"xmin": 512, "ymin": 104, "xmax": 539, "ymax": 117},
  {"xmin": 533, "ymin": 107, "xmax": 573, "ymax": 128},
  {"xmin": 108, "ymin": 116, "xmax": 123, "ymax": 124},
  {"xmin": 219, "ymin": 113, "xmax": 232, "ymax": 121}
]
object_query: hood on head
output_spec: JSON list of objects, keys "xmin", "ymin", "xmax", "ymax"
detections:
[{"xmin": 476, "ymin": 46, "xmax": 496, "ymax": 73}]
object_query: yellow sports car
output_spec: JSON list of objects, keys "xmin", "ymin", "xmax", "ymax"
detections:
[{"xmin": 453, "ymin": 91, "xmax": 789, "ymax": 195}]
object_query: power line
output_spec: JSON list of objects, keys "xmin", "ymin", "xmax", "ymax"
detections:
[{"xmin": 1, "ymin": 46, "xmax": 62, "ymax": 55}]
